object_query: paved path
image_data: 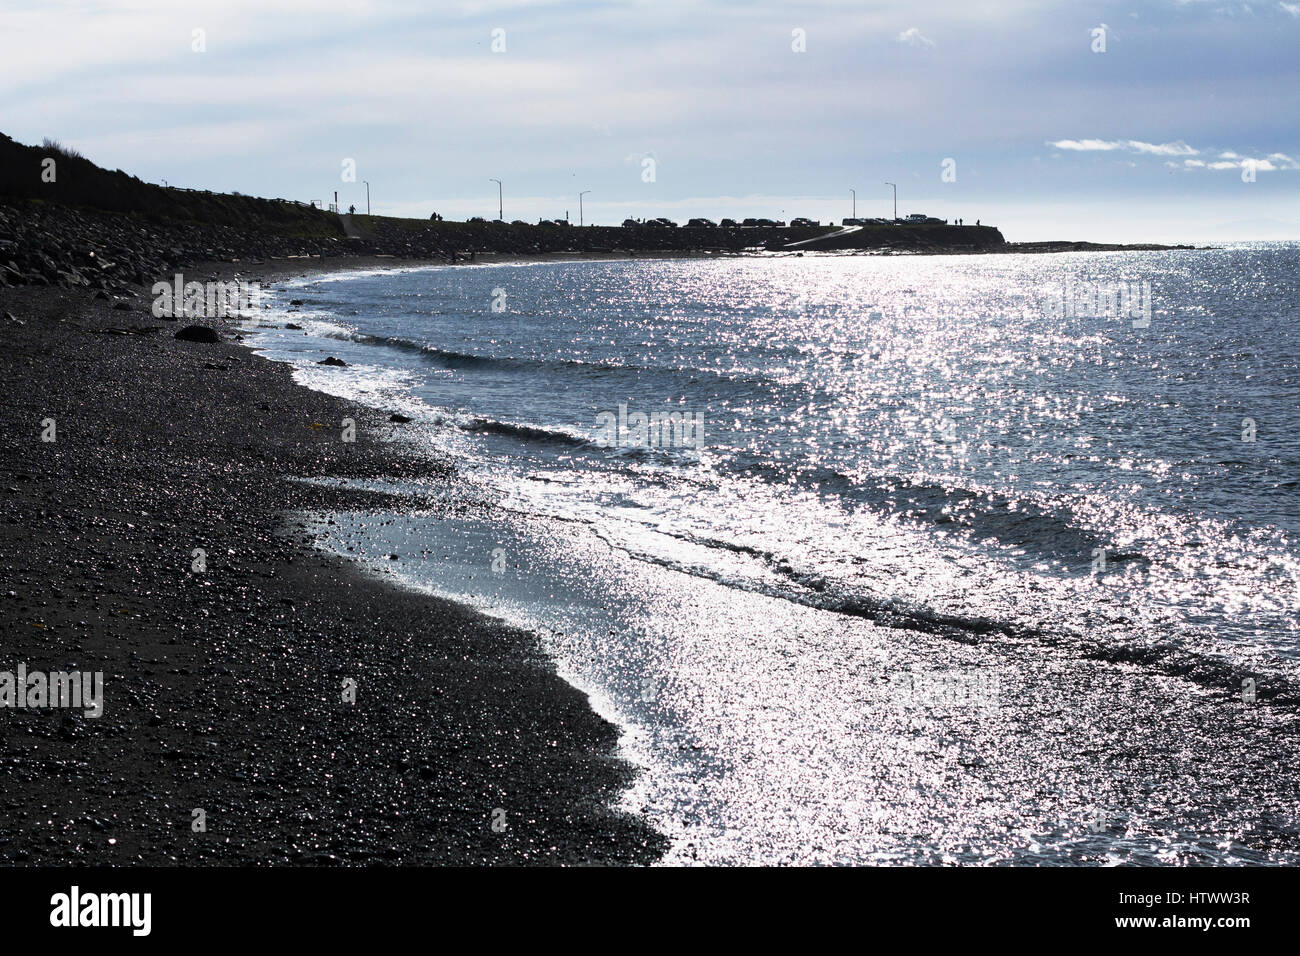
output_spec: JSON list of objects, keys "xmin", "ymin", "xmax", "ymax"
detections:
[{"xmin": 783, "ymin": 224, "xmax": 861, "ymax": 249}]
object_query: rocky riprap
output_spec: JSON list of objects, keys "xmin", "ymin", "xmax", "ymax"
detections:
[
  {"xmin": 0, "ymin": 200, "xmax": 1014, "ymax": 301},
  {"xmin": 353, "ymin": 215, "xmax": 1009, "ymax": 257},
  {"xmin": 0, "ymin": 202, "xmax": 374, "ymax": 294}
]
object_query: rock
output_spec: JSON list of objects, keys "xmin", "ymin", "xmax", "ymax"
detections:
[
  {"xmin": 175, "ymin": 325, "xmax": 220, "ymax": 343},
  {"xmin": 389, "ymin": 413, "xmax": 411, "ymax": 423},
  {"xmin": 317, "ymin": 356, "xmax": 347, "ymax": 367},
  {"xmin": 112, "ymin": 301, "xmax": 131, "ymax": 311},
  {"xmin": 289, "ymin": 299, "xmax": 304, "ymax": 306},
  {"xmin": 284, "ymin": 323, "xmax": 303, "ymax": 330},
  {"xmin": 94, "ymin": 290, "xmax": 111, "ymax": 300}
]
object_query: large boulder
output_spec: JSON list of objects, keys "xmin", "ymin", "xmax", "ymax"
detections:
[{"xmin": 175, "ymin": 325, "xmax": 219, "ymax": 343}]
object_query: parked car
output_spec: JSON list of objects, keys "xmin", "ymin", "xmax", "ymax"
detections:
[
  {"xmin": 719, "ymin": 218, "xmax": 738, "ymax": 228},
  {"xmin": 687, "ymin": 217, "xmax": 717, "ymax": 228},
  {"xmin": 622, "ymin": 218, "xmax": 639, "ymax": 227},
  {"xmin": 468, "ymin": 216, "xmax": 487, "ymax": 223},
  {"xmin": 906, "ymin": 213, "xmax": 928, "ymax": 222},
  {"xmin": 510, "ymin": 220, "xmax": 529, "ymax": 226},
  {"xmin": 790, "ymin": 217, "xmax": 818, "ymax": 227},
  {"xmin": 741, "ymin": 218, "xmax": 760, "ymax": 227},
  {"xmin": 652, "ymin": 217, "xmax": 677, "ymax": 228},
  {"xmin": 842, "ymin": 217, "xmax": 864, "ymax": 226}
]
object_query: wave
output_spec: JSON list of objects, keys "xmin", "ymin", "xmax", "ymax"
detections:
[
  {"xmin": 588, "ymin": 521, "xmax": 1300, "ymax": 708},
  {"xmin": 321, "ymin": 329, "xmax": 652, "ymax": 377},
  {"xmin": 311, "ymin": 326, "xmax": 799, "ymax": 394},
  {"xmin": 448, "ymin": 413, "xmax": 1124, "ymax": 571},
  {"xmin": 710, "ymin": 455, "xmax": 1112, "ymax": 566},
  {"xmin": 464, "ymin": 416, "xmax": 592, "ymax": 448},
  {"xmin": 460, "ymin": 417, "xmax": 701, "ymax": 468},
  {"xmin": 644, "ymin": 527, "xmax": 1030, "ymax": 641}
]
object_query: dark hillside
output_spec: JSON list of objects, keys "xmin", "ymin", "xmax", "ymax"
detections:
[{"xmin": 0, "ymin": 133, "xmax": 342, "ymax": 238}]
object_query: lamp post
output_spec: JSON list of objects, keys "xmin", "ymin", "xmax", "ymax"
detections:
[
  {"xmin": 885, "ymin": 181, "xmax": 897, "ymax": 221},
  {"xmin": 490, "ymin": 178, "xmax": 502, "ymax": 221},
  {"xmin": 579, "ymin": 190, "xmax": 590, "ymax": 227},
  {"xmin": 363, "ymin": 181, "xmax": 370, "ymax": 216},
  {"xmin": 850, "ymin": 188, "xmax": 856, "ymax": 220}
]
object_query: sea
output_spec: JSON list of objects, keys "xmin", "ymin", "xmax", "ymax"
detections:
[{"xmin": 242, "ymin": 244, "xmax": 1300, "ymax": 865}]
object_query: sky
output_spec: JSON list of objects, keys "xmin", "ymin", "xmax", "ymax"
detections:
[{"xmin": 2, "ymin": 0, "xmax": 1298, "ymax": 242}]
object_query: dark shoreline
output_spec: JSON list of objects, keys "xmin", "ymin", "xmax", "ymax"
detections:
[
  {"xmin": 0, "ymin": 261, "xmax": 666, "ymax": 865},
  {"xmin": 0, "ymin": 198, "xmax": 1199, "ymax": 303}
]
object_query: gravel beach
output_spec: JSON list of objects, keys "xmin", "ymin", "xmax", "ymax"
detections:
[{"xmin": 0, "ymin": 259, "xmax": 666, "ymax": 865}]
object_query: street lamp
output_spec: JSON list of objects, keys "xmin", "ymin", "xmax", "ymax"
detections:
[
  {"xmin": 363, "ymin": 180, "xmax": 370, "ymax": 216},
  {"xmin": 850, "ymin": 188, "xmax": 856, "ymax": 220},
  {"xmin": 885, "ymin": 182, "xmax": 897, "ymax": 221},
  {"xmin": 490, "ymin": 178, "xmax": 502, "ymax": 221},
  {"xmin": 579, "ymin": 190, "xmax": 590, "ymax": 227}
]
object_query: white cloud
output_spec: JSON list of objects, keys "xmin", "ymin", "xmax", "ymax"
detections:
[
  {"xmin": 1049, "ymin": 139, "xmax": 1197, "ymax": 155},
  {"xmin": 1048, "ymin": 138, "xmax": 1124, "ymax": 151},
  {"xmin": 1054, "ymin": 137, "xmax": 1297, "ymax": 173},
  {"xmin": 896, "ymin": 27, "xmax": 934, "ymax": 47},
  {"xmin": 1127, "ymin": 140, "xmax": 1198, "ymax": 156},
  {"xmin": 1194, "ymin": 156, "xmax": 1297, "ymax": 172}
]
